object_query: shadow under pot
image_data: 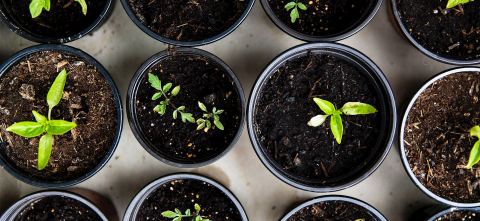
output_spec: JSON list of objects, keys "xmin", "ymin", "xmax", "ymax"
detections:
[
  {"xmin": 279, "ymin": 195, "xmax": 387, "ymax": 221},
  {"xmin": 400, "ymin": 67, "xmax": 480, "ymax": 207},
  {"xmin": 260, "ymin": 0, "xmax": 382, "ymax": 42},
  {"xmin": 390, "ymin": 0, "xmax": 480, "ymax": 65},
  {"xmin": 120, "ymin": 0, "xmax": 255, "ymax": 46},
  {"xmin": 409, "ymin": 206, "xmax": 480, "ymax": 221},
  {"xmin": 123, "ymin": 173, "xmax": 248, "ymax": 221},
  {"xmin": 248, "ymin": 42, "xmax": 396, "ymax": 192},
  {"xmin": 127, "ymin": 48, "xmax": 245, "ymax": 168},
  {"xmin": 0, "ymin": 44, "xmax": 123, "ymax": 188},
  {"xmin": 0, "ymin": 0, "xmax": 113, "ymax": 44}
]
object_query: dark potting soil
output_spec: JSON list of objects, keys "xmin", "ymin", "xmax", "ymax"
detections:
[
  {"xmin": 286, "ymin": 200, "xmax": 376, "ymax": 221},
  {"xmin": 136, "ymin": 179, "xmax": 242, "ymax": 221},
  {"xmin": 268, "ymin": 0, "xmax": 373, "ymax": 36},
  {"xmin": 128, "ymin": 0, "xmax": 248, "ymax": 42},
  {"xmin": 254, "ymin": 51, "xmax": 381, "ymax": 180},
  {"xmin": 14, "ymin": 195, "xmax": 102, "ymax": 221},
  {"xmin": 3, "ymin": 0, "xmax": 107, "ymax": 38},
  {"xmin": 396, "ymin": 0, "xmax": 480, "ymax": 60},
  {"xmin": 0, "ymin": 51, "xmax": 117, "ymax": 182},
  {"xmin": 135, "ymin": 55, "xmax": 241, "ymax": 162},
  {"xmin": 404, "ymin": 72, "xmax": 480, "ymax": 203},
  {"xmin": 434, "ymin": 210, "xmax": 480, "ymax": 221}
]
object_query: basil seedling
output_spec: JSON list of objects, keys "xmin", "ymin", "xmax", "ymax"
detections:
[
  {"xmin": 196, "ymin": 101, "xmax": 224, "ymax": 131},
  {"xmin": 466, "ymin": 125, "xmax": 480, "ymax": 169},
  {"xmin": 446, "ymin": 0, "xmax": 473, "ymax": 8},
  {"xmin": 30, "ymin": 0, "xmax": 88, "ymax": 18},
  {"xmin": 162, "ymin": 203, "xmax": 212, "ymax": 221},
  {"xmin": 284, "ymin": 1, "xmax": 307, "ymax": 23}
]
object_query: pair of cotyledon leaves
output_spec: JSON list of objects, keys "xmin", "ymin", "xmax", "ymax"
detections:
[{"xmin": 30, "ymin": 0, "xmax": 87, "ymax": 18}]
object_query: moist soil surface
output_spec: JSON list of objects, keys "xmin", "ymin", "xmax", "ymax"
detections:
[
  {"xmin": 135, "ymin": 55, "xmax": 241, "ymax": 163},
  {"xmin": 0, "ymin": 51, "xmax": 117, "ymax": 182},
  {"xmin": 3, "ymin": 0, "xmax": 108, "ymax": 39},
  {"xmin": 435, "ymin": 210, "xmax": 480, "ymax": 221},
  {"xmin": 128, "ymin": 0, "xmax": 248, "ymax": 42},
  {"xmin": 286, "ymin": 200, "xmax": 377, "ymax": 221},
  {"xmin": 14, "ymin": 195, "xmax": 102, "ymax": 221},
  {"xmin": 254, "ymin": 51, "xmax": 381, "ymax": 180},
  {"xmin": 136, "ymin": 179, "xmax": 242, "ymax": 221},
  {"xmin": 268, "ymin": 0, "xmax": 373, "ymax": 36},
  {"xmin": 404, "ymin": 72, "xmax": 480, "ymax": 203},
  {"xmin": 396, "ymin": 0, "xmax": 480, "ymax": 60}
]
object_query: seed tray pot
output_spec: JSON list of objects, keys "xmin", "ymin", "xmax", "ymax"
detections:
[{"xmin": 409, "ymin": 206, "xmax": 480, "ymax": 221}]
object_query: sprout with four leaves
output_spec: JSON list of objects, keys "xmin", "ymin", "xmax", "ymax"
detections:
[
  {"xmin": 196, "ymin": 102, "xmax": 224, "ymax": 131},
  {"xmin": 162, "ymin": 203, "xmax": 211, "ymax": 221},
  {"xmin": 30, "ymin": 0, "xmax": 88, "ymax": 18},
  {"xmin": 284, "ymin": 1, "xmax": 307, "ymax": 23}
]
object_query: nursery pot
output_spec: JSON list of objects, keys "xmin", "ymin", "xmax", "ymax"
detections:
[
  {"xmin": 279, "ymin": 195, "xmax": 387, "ymax": 221},
  {"xmin": 400, "ymin": 67, "xmax": 480, "ymax": 207},
  {"xmin": 260, "ymin": 0, "xmax": 382, "ymax": 42},
  {"xmin": 0, "ymin": 44, "xmax": 123, "ymax": 188},
  {"xmin": 0, "ymin": 0, "xmax": 113, "ymax": 44},
  {"xmin": 127, "ymin": 47, "xmax": 245, "ymax": 168},
  {"xmin": 247, "ymin": 42, "xmax": 396, "ymax": 192},
  {"xmin": 409, "ymin": 206, "xmax": 480, "ymax": 221},
  {"xmin": 123, "ymin": 173, "xmax": 249, "ymax": 221},
  {"xmin": 120, "ymin": 0, "xmax": 255, "ymax": 47}
]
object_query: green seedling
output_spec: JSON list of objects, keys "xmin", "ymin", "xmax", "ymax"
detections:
[
  {"xmin": 307, "ymin": 98, "xmax": 377, "ymax": 144},
  {"xmin": 6, "ymin": 69, "xmax": 77, "ymax": 170},
  {"xmin": 162, "ymin": 203, "xmax": 211, "ymax": 221},
  {"xmin": 30, "ymin": 0, "xmax": 87, "ymax": 18},
  {"xmin": 466, "ymin": 125, "xmax": 480, "ymax": 169},
  {"xmin": 446, "ymin": 0, "xmax": 473, "ymax": 8},
  {"xmin": 196, "ymin": 102, "xmax": 224, "ymax": 131},
  {"xmin": 284, "ymin": 1, "xmax": 307, "ymax": 23}
]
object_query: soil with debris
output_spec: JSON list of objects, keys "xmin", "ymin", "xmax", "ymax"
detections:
[
  {"xmin": 0, "ymin": 50, "xmax": 118, "ymax": 182},
  {"xmin": 268, "ymin": 0, "xmax": 373, "ymax": 36},
  {"xmin": 286, "ymin": 200, "xmax": 377, "ymax": 221},
  {"xmin": 396, "ymin": 0, "xmax": 480, "ymax": 60},
  {"xmin": 404, "ymin": 72, "xmax": 480, "ymax": 203},
  {"xmin": 136, "ymin": 179, "xmax": 242, "ymax": 221},
  {"xmin": 135, "ymin": 55, "xmax": 241, "ymax": 163},
  {"xmin": 434, "ymin": 210, "xmax": 480, "ymax": 221},
  {"xmin": 3, "ymin": 0, "xmax": 108, "ymax": 39},
  {"xmin": 14, "ymin": 195, "xmax": 102, "ymax": 221},
  {"xmin": 254, "ymin": 51, "xmax": 382, "ymax": 180}
]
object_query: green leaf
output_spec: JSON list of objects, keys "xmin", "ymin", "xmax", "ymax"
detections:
[
  {"xmin": 203, "ymin": 219, "xmax": 211, "ymax": 221},
  {"xmin": 284, "ymin": 2, "xmax": 296, "ymax": 9},
  {"xmin": 313, "ymin": 98, "xmax": 336, "ymax": 115},
  {"xmin": 177, "ymin": 106, "xmax": 185, "ymax": 111},
  {"xmin": 43, "ymin": 0, "xmax": 50, "ymax": 11},
  {"xmin": 148, "ymin": 73, "xmax": 162, "ymax": 90},
  {"xmin": 206, "ymin": 120, "xmax": 212, "ymax": 129},
  {"xmin": 47, "ymin": 69, "xmax": 67, "ymax": 109},
  {"xmin": 46, "ymin": 120, "xmax": 77, "ymax": 135},
  {"xmin": 181, "ymin": 113, "xmax": 195, "ymax": 123},
  {"xmin": 173, "ymin": 110, "xmax": 178, "ymax": 119},
  {"xmin": 154, "ymin": 105, "xmax": 161, "ymax": 112},
  {"xmin": 30, "ymin": 0, "xmax": 46, "ymax": 18},
  {"xmin": 340, "ymin": 102, "xmax": 377, "ymax": 115},
  {"xmin": 297, "ymin": 2, "xmax": 307, "ymax": 10},
  {"xmin": 197, "ymin": 122, "xmax": 206, "ymax": 130},
  {"xmin": 194, "ymin": 203, "xmax": 201, "ymax": 212},
  {"xmin": 185, "ymin": 209, "xmax": 191, "ymax": 216},
  {"xmin": 160, "ymin": 105, "xmax": 167, "ymax": 115},
  {"xmin": 32, "ymin": 111, "xmax": 47, "ymax": 125},
  {"xmin": 38, "ymin": 133, "xmax": 53, "ymax": 170},
  {"xmin": 213, "ymin": 114, "xmax": 219, "ymax": 121},
  {"xmin": 215, "ymin": 110, "xmax": 224, "ymax": 114},
  {"xmin": 467, "ymin": 140, "xmax": 480, "ymax": 169},
  {"xmin": 471, "ymin": 126, "xmax": 480, "ymax": 138},
  {"xmin": 163, "ymin": 83, "xmax": 172, "ymax": 93},
  {"xmin": 212, "ymin": 107, "xmax": 217, "ymax": 113},
  {"xmin": 171, "ymin": 86, "xmax": 180, "ymax": 96},
  {"xmin": 162, "ymin": 211, "xmax": 179, "ymax": 218},
  {"xmin": 330, "ymin": 114, "xmax": 343, "ymax": 144},
  {"xmin": 214, "ymin": 120, "xmax": 224, "ymax": 130},
  {"xmin": 290, "ymin": 7, "xmax": 299, "ymax": 23},
  {"xmin": 198, "ymin": 102, "xmax": 208, "ymax": 112},
  {"xmin": 196, "ymin": 119, "xmax": 205, "ymax": 124},
  {"xmin": 173, "ymin": 217, "xmax": 181, "ymax": 221},
  {"xmin": 203, "ymin": 114, "xmax": 210, "ymax": 118},
  {"xmin": 75, "ymin": 0, "xmax": 88, "ymax": 15},
  {"xmin": 152, "ymin": 93, "xmax": 163, "ymax": 100},
  {"xmin": 175, "ymin": 208, "xmax": 182, "ymax": 215},
  {"xmin": 446, "ymin": 0, "xmax": 472, "ymax": 8},
  {"xmin": 195, "ymin": 217, "xmax": 201, "ymax": 221},
  {"xmin": 6, "ymin": 122, "xmax": 45, "ymax": 138},
  {"xmin": 308, "ymin": 115, "xmax": 329, "ymax": 127}
]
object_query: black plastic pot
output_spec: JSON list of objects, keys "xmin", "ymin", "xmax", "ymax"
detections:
[
  {"xmin": 0, "ymin": 0, "xmax": 113, "ymax": 44},
  {"xmin": 120, "ymin": 0, "xmax": 255, "ymax": 47},
  {"xmin": 0, "ymin": 44, "xmax": 123, "ymax": 188},
  {"xmin": 390, "ymin": 0, "xmax": 480, "ymax": 65},
  {"xmin": 247, "ymin": 42, "xmax": 396, "ymax": 192},
  {"xmin": 409, "ymin": 206, "xmax": 480, "ymax": 221},
  {"xmin": 127, "ymin": 47, "xmax": 245, "ymax": 168},
  {"xmin": 123, "ymin": 173, "xmax": 249, "ymax": 221},
  {"xmin": 399, "ymin": 67, "xmax": 480, "ymax": 207},
  {"xmin": 279, "ymin": 195, "xmax": 387, "ymax": 221},
  {"xmin": 260, "ymin": 0, "xmax": 382, "ymax": 42}
]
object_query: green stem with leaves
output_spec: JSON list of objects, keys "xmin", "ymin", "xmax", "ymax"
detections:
[
  {"xmin": 162, "ymin": 203, "xmax": 211, "ymax": 221},
  {"xmin": 284, "ymin": 0, "xmax": 307, "ymax": 23}
]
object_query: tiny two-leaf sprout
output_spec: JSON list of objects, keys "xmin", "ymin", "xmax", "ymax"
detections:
[
  {"xmin": 307, "ymin": 98, "xmax": 377, "ymax": 144},
  {"xmin": 196, "ymin": 102, "xmax": 224, "ymax": 132},
  {"xmin": 446, "ymin": 0, "xmax": 473, "ymax": 8},
  {"xmin": 161, "ymin": 203, "xmax": 212, "ymax": 221},
  {"xmin": 148, "ymin": 73, "xmax": 194, "ymax": 123},
  {"xmin": 466, "ymin": 125, "xmax": 480, "ymax": 169},
  {"xmin": 6, "ymin": 69, "xmax": 77, "ymax": 170},
  {"xmin": 284, "ymin": 1, "xmax": 307, "ymax": 23},
  {"xmin": 30, "ymin": 0, "xmax": 87, "ymax": 18}
]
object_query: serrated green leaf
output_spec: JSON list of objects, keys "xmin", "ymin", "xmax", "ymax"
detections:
[
  {"xmin": 171, "ymin": 86, "xmax": 180, "ymax": 96},
  {"xmin": 330, "ymin": 114, "xmax": 343, "ymax": 144},
  {"xmin": 313, "ymin": 98, "xmax": 336, "ymax": 115},
  {"xmin": 197, "ymin": 122, "xmax": 206, "ymax": 130},
  {"xmin": 308, "ymin": 115, "xmax": 329, "ymax": 127},
  {"xmin": 206, "ymin": 120, "xmax": 212, "ymax": 129},
  {"xmin": 185, "ymin": 209, "xmax": 191, "ymax": 216},
  {"xmin": 44, "ymin": 0, "xmax": 50, "ymax": 11},
  {"xmin": 471, "ymin": 126, "xmax": 480, "ymax": 138},
  {"xmin": 340, "ymin": 102, "xmax": 377, "ymax": 115},
  {"xmin": 177, "ymin": 106, "xmax": 185, "ymax": 111},
  {"xmin": 38, "ymin": 133, "xmax": 53, "ymax": 170},
  {"xmin": 152, "ymin": 93, "xmax": 163, "ymax": 100},
  {"xmin": 32, "ymin": 111, "xmax": 47, "ymax": 125},
  {"xmin": 198, "ymin": 102, "xmax": 207, "ymax": 112},
  {"xmin": 446, "ymin": 0, "xmax": 472, "ymax": 8},
  {"xmin": 6, "ymin": 122, "xmax": 45, "ymax": 138},
  {"xmin": 215, "ymin": 110, "xmax": 224, "ymax": 114},
  {"xmin": 297, "ymin": 2, "xmax": 307, "ymax": 10},
  {"xmin": 162, "ymin": 211, "xmax": 179, "ymax": 218},
  {"xmin": 214, "ymin": 120, "xmax": 224, "ymax": 130},
  {"xmin": 290, "ymin": 7, "xmax": 299, "ymax": 23},
  {"xmin": 284, "ymin": 2, "xmax": 296, "ymax": 9},
  {"xmin": 467, "ymin": 140, "xmax": 480, "ymax": 169},
  {"xmin": 163, "ymin": 83, "xmax": 172, "ymax": 93},
  {"xmin": 30, "ymin": 0, "xmax": 46, "ymax": 18},
  {"xmin": 75, "ymin": 0, "xmax": 88, "ymax": 15},
  {"xmin": 47, "ymin": 69, "xmax": 67, "ymax": 109},
  {"xmin": 194, "ymin": 203, "xmax": 201, "ymax": 212},
  {"xmin": 183, "ymin": 113, "xmax": 195, "ymax": 123},
  {"xmin": 46, "ymin": 120, "xmax": 77, "ymax": 135},
  {"xmin": 173, "ymin": 110, "xmax": 178, "ymax": 119},
  {"xmin": 148, "ymin": 73, "xmax": 162, "ymax": 90}
]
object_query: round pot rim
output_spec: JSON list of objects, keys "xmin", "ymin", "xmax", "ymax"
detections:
[
  {"xmin": 0, "ymin": 190, "xmax": 108, "ymax": 221},
  {"xmin": 126, "ymin": 47, "xmax": 246, "ymax": 168},
  {"xmin": 123, "ymin": 173, "xmax": 249, "ymax": 221},
  {"xmin": 119, "ymin": 0, "xmax": 255, "ymax": 47},
  {"xmin": 389, "ymin": 0, "xmax": 480, "ymax": 65},
  {"xmin": 399, "ymin": 67, "xmax": 480, "ymax": 207},
  {"xmin": 259, "ymin": 0, "xmax": 383, "ymax": 42},
  {"xmin": 426, "ymin": 207, "xmax": 480, "ymax": 221},
  {"xmin": 279, "ymin": 195, "xmax": 387, "ymax": 221},
  {"xmin": 247, "ymin": 42, "xmax": 397, "ymax": 192},
  {"xmin": 0, "ymin": 0, "xmax": 112, "ymax": 44},
  {"xmin": 0, "ymin": 44, "xmax": 124, "ymax": 188}
]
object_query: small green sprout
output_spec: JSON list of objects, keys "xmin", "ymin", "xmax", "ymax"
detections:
[
  {"xmin": 30, "ymin": 0, "xmax": 87, "ymax": 18},
  {"xmin": 466, "ymin": 125, "xmax": 480, "ymax": 169},
  {"xmin": 6, "ymin": 69, "xmax": 77, "ymax": 170},
  {"xmin": 149, "ymin": 73, "xmax": 194, "ymax": 123},
  {"xmin": 196, "ymin": 102, "xmax": 224, "ymax": 131},
  {"xmin": 446, "ymin": 0, "xmax": 473, "ymax": 8},
  {"xmin": 307, "ymin": 98, "xmax": 377, "ymax": 144},
  {"xmin": 161, "ymin": 203, "xmax": 211, "ymax": 221},
  {"xmin": 284, "ymin": 1, "xmax": 307, "ymax": 23}
]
